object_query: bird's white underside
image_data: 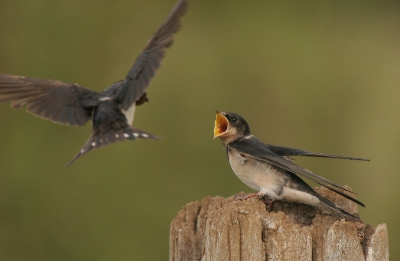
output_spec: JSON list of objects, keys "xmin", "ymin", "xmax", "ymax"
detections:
[
  {"xmin": 121, "ymin": 102, "xmax": 136, "ymax": 125},
  {"xmin": 229, "ymin": 151, "xmax": 320, "ymax": 207}
]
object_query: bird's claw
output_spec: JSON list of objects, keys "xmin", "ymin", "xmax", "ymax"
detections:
[{"xmin": 261, "ymin": 197, "xmax": 278, "ymax": 211}]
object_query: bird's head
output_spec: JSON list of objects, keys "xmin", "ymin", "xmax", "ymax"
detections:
[{"xmin": 213, "ymin": 111, "xmax": 251, "ymax": 144}]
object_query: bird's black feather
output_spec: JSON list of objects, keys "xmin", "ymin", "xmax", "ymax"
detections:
[
  {"xmin": 0, "ymin": 0, "xmax": 188, "ymax": 166},
  {"xmin": 229, "ymin": 135, "xmax": 365, "ymax": 207}
]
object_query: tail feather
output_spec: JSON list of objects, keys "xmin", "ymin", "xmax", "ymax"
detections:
[
  {"xmin": 318, "ymin": 196, "xmax": 360, "ymax": 221},
  {"xmin": 65, "ymin": 126, "xmax": 160, "ymax": 167}
]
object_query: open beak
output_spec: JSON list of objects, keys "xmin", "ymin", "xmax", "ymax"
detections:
[{"xmin": 214, "ymin": 111, "xmax": 229, "ymax": 139}]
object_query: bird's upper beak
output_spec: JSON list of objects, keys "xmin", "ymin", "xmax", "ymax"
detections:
[{"xmin": 214, "ymin": 111, "xmax": 229, "ymax": 139}]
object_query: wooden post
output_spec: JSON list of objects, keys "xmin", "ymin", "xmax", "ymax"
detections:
[{"xmin": 170, "ymin": 186, "xmax": 389, "ymax": 261}]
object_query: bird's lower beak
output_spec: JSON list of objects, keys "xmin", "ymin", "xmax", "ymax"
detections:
[{"xmin": 214, "ymin": 111, "xmax": 229, "ymax": 139}]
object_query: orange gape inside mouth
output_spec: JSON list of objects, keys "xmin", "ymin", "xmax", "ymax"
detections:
[{"xmin": 214, "ymin": 111, "xmax": 229, "ymax": 138}]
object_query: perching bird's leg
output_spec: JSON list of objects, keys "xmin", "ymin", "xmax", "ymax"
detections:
[{"xmin": 261, "ymin": 196, "xmax": 278, "ymax": 211}]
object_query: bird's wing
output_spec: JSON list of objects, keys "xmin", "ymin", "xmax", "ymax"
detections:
[
  {"xmin": 0, "ymin": 73, "xmax": 99, "ymax": 126},
  {"xmin": 229, "ymin": 137, "xmax": 365, "ymax": 207},
  {"xmin": 117, "ymin": 0, "xmax": 188, "ymax": 110},
  {"xmin": 265, "ymin": 143, "xmax": 369, "ymax": 161}
]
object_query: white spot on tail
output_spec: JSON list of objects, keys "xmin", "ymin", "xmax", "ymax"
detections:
[
  {"xmin": 81, "ymin": 149, "xmax": 84, "ymax": 154},
  {"xmin": 115, "ymin": 134, "xmax": 119, "ymax": 138},
  {"xmin": 91, "ymin": 142, "xmax": 96, "ymax": 147},
  {"xmin": 124, "ymin": 133, "xmax": 130, "ymax": 138},
  {"xmin": 133, "ymin": 133, "xmax": 139, "ymax": 138},
  {"xmin": 141, "ymin": 133, "xmax": 149, "ymax": 138}
]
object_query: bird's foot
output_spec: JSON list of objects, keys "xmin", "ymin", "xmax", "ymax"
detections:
[
  {"xmin": 261, "ymin": 197, "xmax": 278, "ymax": 211},
  {"xmin": 267, "ymin": 200, "xmax": 278, "ymax": 212},
  {"xmin": 235, "ymin": 192, "xmax": 264, "ymax": 201}
]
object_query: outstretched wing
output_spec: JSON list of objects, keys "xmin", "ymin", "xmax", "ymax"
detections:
[
  {"xmin": 229, "ymin": 137, "xmax": 365, "ymax": 207},
  {"xmin": 117, "ymin": 0, "xmax": 188, "ymax": 110},
  {"xmin": 0, "ymin": 73, "xmax": 99, "ymax": 126},
  {"xmin": 265, "ymin": 143, "xmax": 369, "ymax": 161}
]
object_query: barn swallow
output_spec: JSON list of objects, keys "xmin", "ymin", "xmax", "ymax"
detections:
[
  {"xmin": 213, "ymin": 111, "xmax": 369, "ymax": 219},
  {"xmin": 0, "ymin": 0, "xmax": 188, "ymax": 167}
]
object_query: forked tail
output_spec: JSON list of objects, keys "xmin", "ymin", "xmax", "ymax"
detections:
[{"xmin": 65, "ymin": 126, "xmax": 159, "ymax": 167}]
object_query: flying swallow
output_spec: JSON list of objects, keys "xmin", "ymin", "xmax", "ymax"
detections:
[
  {"xmin": 213, "ymin": 111, "xmax": 369, "ymax": 219},
  {"xmin": 0, "ymin": 0, "xmax": 188, "ymax": 167}
]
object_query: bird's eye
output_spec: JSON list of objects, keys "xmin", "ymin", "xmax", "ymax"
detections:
[{"xmin": 232, "ymin": 117, "xmax": 237, "ymax": 122}]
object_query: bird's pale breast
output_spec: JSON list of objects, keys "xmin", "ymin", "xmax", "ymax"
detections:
[{"xmin": 228, "ymin": 150, "xmax": 285, "ymax": 198}]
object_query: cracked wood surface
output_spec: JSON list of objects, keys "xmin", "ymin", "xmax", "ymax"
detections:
[{"xmin": 170, "ymin": 186, "xmax": 388, "ymax": 261}]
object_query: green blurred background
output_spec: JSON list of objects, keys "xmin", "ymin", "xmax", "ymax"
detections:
[{"xmin": 0, "ymin": 0, "xmax": 399, "ymax": 260}]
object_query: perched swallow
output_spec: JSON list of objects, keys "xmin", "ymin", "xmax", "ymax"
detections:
[
  {"xmin": 0, "ymin": 0, "xmax": 188, "ymax": 167},
  {"xmin": 213, "ymin": 111, "xmax": 369, "ymax": 219}
]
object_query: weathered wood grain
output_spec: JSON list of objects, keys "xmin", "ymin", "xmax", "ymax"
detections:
[{"xmin": 170, "ymin": 186, "xmax": 388, "ymax": 261}]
